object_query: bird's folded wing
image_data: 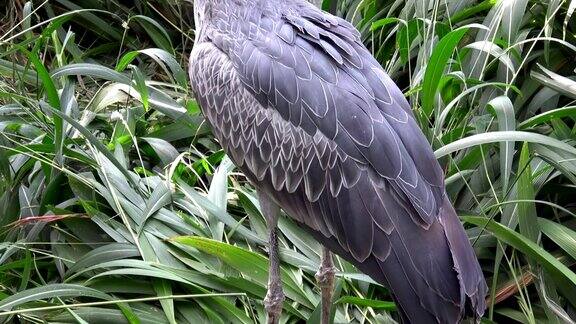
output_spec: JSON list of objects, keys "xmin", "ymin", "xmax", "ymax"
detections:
[{"xmin": 224, "ymin": 2, "xmax": 445, "ymax": 225}]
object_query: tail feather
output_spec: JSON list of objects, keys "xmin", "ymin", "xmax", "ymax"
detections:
[
  {"xmin": 304, "ymin": 194, "xmax": 487, "ymax": 323},
  {"xmin": 438, "ymin": 197, "xmax": 487, "ymax": 320}
]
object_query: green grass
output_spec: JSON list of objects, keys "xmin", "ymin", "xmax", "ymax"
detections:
[{"xmin": 0, "ymin": 0, "xmax": 576, "ymax": 323}]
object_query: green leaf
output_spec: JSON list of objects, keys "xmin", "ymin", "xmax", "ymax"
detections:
[
  {"xmin": 564, "ymin": 0, "xmax": 576, "ymax": 40},
  {"xmin": 116, "ymin": 48, "xmax": 187, "ymax": 88},
  {"xmin": 49, "ymin": 107, "xmax": 141, "ymax": 190},
  {"xmin": 518, "ymin": 106, "xmax": 576, "ymax": 129},
  {"xmin": 516, "ymin": 143, "xmax": 539, "ymax": 242},
  {"xmin": 21, "ymin": 47, "xmax": 64, "ymax": 174},
  {"xmin": 51, "ymin": 64, "xmax": 187, "ymax": 120},
  {"xmin": 539, "ymin": 218, "xmax": 576, "ymax": 261},
  {"xmin": 487, "ymin": 96, "xmax": 515, "ymax": 192},
  {"xmin": 434, "ymin": 131, "xmax": 576, "ymax": 158},
  {"xmin": 397, "ymin": 19, "xmax": 422, "ymax": 65},
  {"xmin": 207, "ymin": 156, "xmax": 235, "ymax": 241},
  {"xmin": 141, "ymin": 137, "xmax": 179, "ymax": 168},
  {"xmin": 128, "ymin": 65, "xmax": 149, "ymax": 110},
  {"xmin": 421, "ymin": 27, "xmax": 469, "ymax": 116},
  {"xmin": 67, "ymin": 243, "xmax": 140, "ymax": 276},
  {"xmin": 450, "ymin": 0, "xmax": 498, "ymax": 24},
  {"xmin": 47, "ymin": 2, "xmax": 123, "ymax": 40},
  {"xmin": 18, "ymin": 250, "xmax": 32, "ymax": 292},
  {"xmin": 176, "ymin": 182, "xmax": 265, "ymax": 245},
  {"xmin": 154, "ymin": 279, "xmax": 176, "ymax": 324},
  {"xmin": 462, "ymin": 217, "xmax": 576, "ymax": 293},
  {"xmin": 500, "ymin": 0, "xmax": 529, "ymax": 43},
  {"xmin": 49, "ymin": 307, "xmax": 163, "ymax": 324},
  {"xmin": 52, "ymin": 63, "xmax": 130, "ymax": 83},
  {"xmin": 531, "ymin": 64, "xmax": 576, "ymax": 99},
  {"xmin": 172, "ymin": 236, "xmax": 315, "ymax": 309},
  {"xmin": 138, "ymin": 183, "xmax": 172, "ymax": 234},
  {"xmin": 22, "ymin": 2, "xmax": 33, "ymax": 39},
  {"xmin": 370, "ymin": 17, "xmax": 402, "ymax": 31},
  {"xmin": 321, "ymin": 0, "xmax": 336, "ymax": 12},
  {"xmin": 0, "ymin": 284, "xmax": 111, "ymax": 311},
  {"xmin": 130, "ymin": 15, "xmax": 173, "ymax": 52},
  {"xmin": 335, "ymin": 296, "xmax": 396, "ymax": 310},
  {"xmin": 465, "ymin": 41, "xmax": 516, "ymax": 74}
]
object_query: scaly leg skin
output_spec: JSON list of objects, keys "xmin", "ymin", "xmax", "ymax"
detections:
[
  {"xmin": 316, "ymin": 247, "xmax": 336, "ymax": 324},
  {"xmin": 258, "ymin": 191, "xmax": 285, "ymax": 324}
]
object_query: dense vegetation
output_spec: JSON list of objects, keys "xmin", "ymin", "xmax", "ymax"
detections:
[{"xmin": 0, "ymin": 0, "xmax": 575, "ymax": 323}]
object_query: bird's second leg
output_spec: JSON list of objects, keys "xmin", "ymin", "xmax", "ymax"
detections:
[
  {"xmin": 316, "ymin": 247, "xmax": 336, "ymax": 324},
  {"xmin": 259, "ymin": 191, "xmax": 285, "ymax": 324}
]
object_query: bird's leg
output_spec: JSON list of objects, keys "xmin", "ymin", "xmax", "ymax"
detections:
[
  {"xmin": 259, "ymin": 191, "xmax": 284, "ymax": 324},
  {"xmin": 316, "ymin": 247, "xmax": 336, "ymax": 324},
  {"xmin": 265, "ymin": 225, "xmax": 284, "ymax": 324}
]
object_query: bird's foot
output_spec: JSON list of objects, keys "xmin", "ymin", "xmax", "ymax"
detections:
[{"xmin": 264, "ymin": 285, "xmax": 284, "ymax": 324}]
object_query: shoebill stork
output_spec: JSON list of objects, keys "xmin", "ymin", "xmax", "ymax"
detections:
[{"xmin": 188, "ymin": 0, "xmax": 487, "ymax": 322}]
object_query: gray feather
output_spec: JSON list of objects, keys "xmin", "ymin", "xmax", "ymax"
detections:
[{"xmin": 189, "ymin": 0, "xmax": 487, "ymax": 322}]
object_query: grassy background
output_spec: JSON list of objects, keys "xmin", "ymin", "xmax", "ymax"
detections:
[{"xmin": 1, "ymin": 0, "xmax": 576, "ymax": 323}]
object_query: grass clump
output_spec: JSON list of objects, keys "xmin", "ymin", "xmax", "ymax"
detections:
[{"xmin": 1, "ymin": 0, "xmax": 576, "ymax": 323}]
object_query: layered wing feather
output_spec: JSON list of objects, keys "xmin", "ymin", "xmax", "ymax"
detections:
[
  {"xmin": 189, "ymin": 1, "xmax": 486, "ymax": 322},
  {"xmin": 228, "ymin": 3, "xmax": 447, "ymax": 227}
]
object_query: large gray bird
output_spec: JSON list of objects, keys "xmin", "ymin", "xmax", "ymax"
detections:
[{"xmin": 188, "ymin": 0, "xmax": 487, "ymax": 323}]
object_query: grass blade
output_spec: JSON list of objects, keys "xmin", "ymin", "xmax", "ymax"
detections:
[{"xmin": 421, "ymin": 26, "xmax": 469, "ymax": 116}]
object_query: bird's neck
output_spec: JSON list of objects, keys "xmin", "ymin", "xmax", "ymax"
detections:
[{"xmin": 193, "ymin": 0, "xmax": 270, "ymax": 46}]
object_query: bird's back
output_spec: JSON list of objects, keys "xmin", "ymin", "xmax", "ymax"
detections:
[{"xmin": 189, "ymin": 1, "xmax": 487, "ymax": 322}]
